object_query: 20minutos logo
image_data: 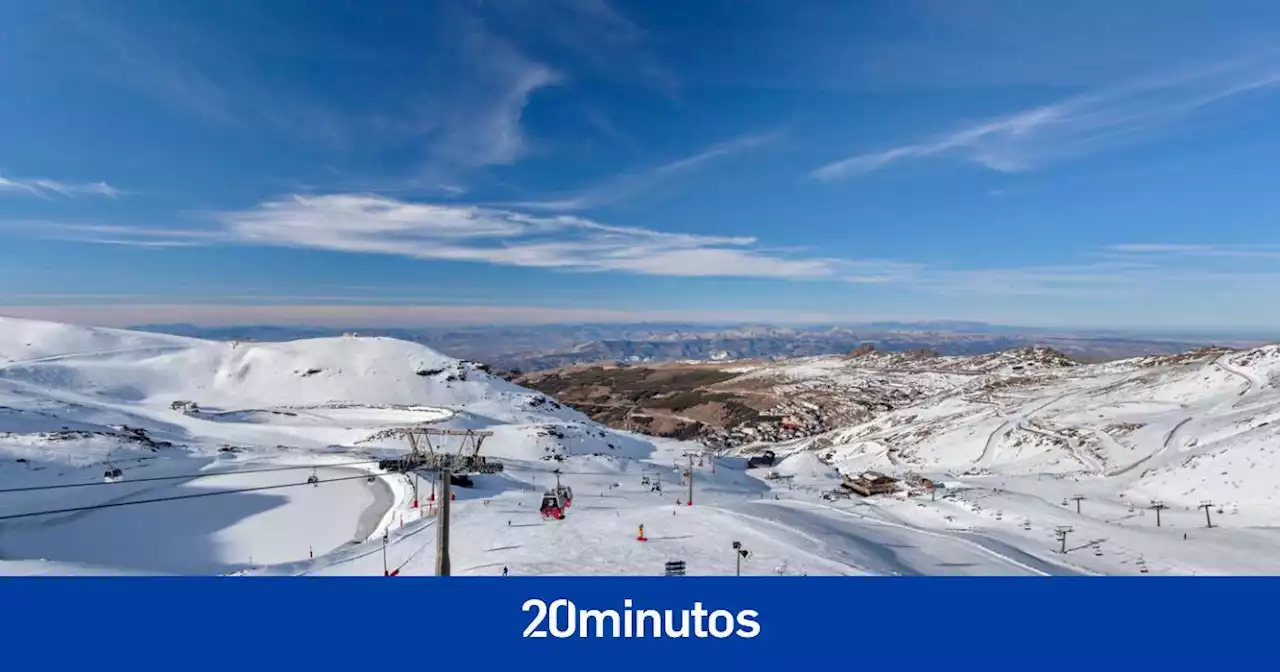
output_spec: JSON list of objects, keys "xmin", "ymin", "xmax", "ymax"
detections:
[{"xmin": 522, "ymin": 598, "xmax": 761, "ymax": 639}]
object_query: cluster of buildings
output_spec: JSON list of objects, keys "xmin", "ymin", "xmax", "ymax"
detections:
[
  {"xmin": 836, "ymin": 471, "xmax": 942, "ymax": 498},
  {"xmin": 701, "ymin": 400, "xmax": 832, "ymax": 449},
  {"xmin": 170, "ymin": 400, "xmax": 199, "ymax": 414}
]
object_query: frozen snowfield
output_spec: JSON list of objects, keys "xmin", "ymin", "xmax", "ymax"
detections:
[{"xmin": 2, "ymin": 316, "xmax": 1280, "ymax": 576}]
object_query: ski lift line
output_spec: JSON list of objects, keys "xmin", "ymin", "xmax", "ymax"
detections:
[
  {"xmin": 394, "ymin": 522, "xmax": 439, "ymax": 573},
  {"xmin": 294, "ymin": 519, "xmax": 438, "ymax": 576},
  {"xmin": 0, "ymin": 458, "xmax": 386, "ymax": 495},
  {"xmin": 0, "ymin": 472, "xmax": 375, "ymax": 522}
]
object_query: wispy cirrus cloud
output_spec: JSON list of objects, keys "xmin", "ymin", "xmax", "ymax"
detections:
[
  {"xmin": 511, "ymin": 130, "xmax": 783, "ymax": 211},
  {"xmin": 214, "ymin": 193, "xmax": 843, "ymax": 279},
  {"xmin": 1106, "ymin": 243, "xmax": 1280, "ymax": 259},
  {"xmin": 0, "ymin": 176, "xmax": 120, "ymax": 198},
  {"xmin": 479, "ymin": 0, "xmax": 677, "ymax": 94},
  {"xmin": 435, "ymin": 59, "xmax": 561, "ymax": 169},
  {"xmin": 9, "ymin": 193, "xmax": 900, "ymax": 281},
  {"xmin": 15, "ymin": 196, "xmax": 1280, "ymax": 300},
  {"xmin": 49, "ymin": 2, "xmax": 563, "ymax": 170},
  {"xmin": 811, "ymin": 56, "xmax": 1280, "ymax": 181},
  {"xmin": 0, "ymin": 304, "xmax": 848, "ymax": 329}
]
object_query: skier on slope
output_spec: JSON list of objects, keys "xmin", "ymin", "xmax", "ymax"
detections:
[{"xmin": 502, "ymin": 566, "xmax": 509, "ymax": 577}]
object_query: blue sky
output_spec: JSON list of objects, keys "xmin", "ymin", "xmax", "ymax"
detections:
[{"xmin": 3, "ymin": 0, "xmax": 1280, "ymax": 330}]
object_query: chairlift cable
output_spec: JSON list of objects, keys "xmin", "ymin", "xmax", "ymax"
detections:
[
  {"xmin": 0, "ymin": 472, "xmax": 374, "ymax": 522},
  {"xmin": 0, "ymin": 458, "xmax": 385, "ymax": 494}
]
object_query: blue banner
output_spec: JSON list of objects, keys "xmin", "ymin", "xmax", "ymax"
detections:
[{"xmin": 1, "ymin": 578, "xmax": 1271, "ymax": 669}]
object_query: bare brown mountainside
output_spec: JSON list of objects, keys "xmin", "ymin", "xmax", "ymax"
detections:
[{"xmin": 514, "ymin": 345, "xmax": 1090, "ymax": 447}]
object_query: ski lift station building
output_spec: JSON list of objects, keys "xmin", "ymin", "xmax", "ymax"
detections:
[{"xmin": 841, "ymin": 471, "xmax": 901, "ymax": 497}]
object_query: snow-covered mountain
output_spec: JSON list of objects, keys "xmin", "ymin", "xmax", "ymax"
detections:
[
  {"xmin": 3, "ymin": 316, "xmax": 1279, "ymax": 576},
  {"xmin": 0, "ymin": 317, "xmax": 896, "ymax": 576},
  {"xmin": 734, "ymin": 342, "xmax": 1280, "ymax": 575}
]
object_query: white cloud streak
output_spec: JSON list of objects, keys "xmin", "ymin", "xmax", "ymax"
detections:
[
  {"xmin": 0, "ymin": 176, "xmax": 120, "ymax": 198},
  {"xmin": 512, "ymin": 131, "xmax": 782, "ymax": 211},
  {"xmin": 50, "ymin": 2, "xmax": 564, "ymax": 172},
  {"xmin": 1106, "ymin": 243, "xmax": 1280, "ymax": 259},
  {"xmin": 9, "ymin": 193, "xmax": 902, "ymax": 280},
  {"xmin": 811, "ymin": 57, "xmax": 1280, "ymax": 181},
  {"xmin": 215, "ymin": 194, "xmax": 840, "ymax": 279},
  {"xmin": 0, "ymin": 304, "xmax": 849, "ymax": 329},
  {"xmin": 432, "ymin": 60, "xmax": 562, "ymax": 169},
  {"xmin": 13, "ymin": 200, "xmax": 1280, "ymax": 301}
]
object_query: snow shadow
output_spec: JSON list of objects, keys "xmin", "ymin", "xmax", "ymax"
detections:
[{"xmin": 0, "ymin": 483, "xmax": 290, "ymax": 574}]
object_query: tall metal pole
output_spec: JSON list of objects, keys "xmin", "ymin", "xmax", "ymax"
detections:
[
  {"xmin": 687, "ymin": 454, "xmax": 694, "ymax": 505},
  {"xmin": 436, "ymin": 468, "xmax": 452, "ymax": 576},
  {"xmin": 1199, "ymin": 501, "xmax": 1214, "ymax": 528},
  {"xmin": 1055, "ymin": 526, "xmax": 1072, "ymax": 554},
  {"xmin": 736, "ymin": 551, "xmax": 741, "ymax": 577},
  {"xmin": 382, "ymin": 531, "xmax": 389, "ymax": 576}
]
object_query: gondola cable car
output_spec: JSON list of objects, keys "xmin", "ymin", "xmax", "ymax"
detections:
[
  {"xmin": 103, "ymin": 447, "xmax": 123, "ymax": 482},
  {"xmin": 540, "ymin": 489, "xmax": 567, "ymax": 520}
]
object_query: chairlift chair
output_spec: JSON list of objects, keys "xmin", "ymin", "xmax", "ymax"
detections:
[
  {"xmin": 307, "ymin": 468, "xmax": 320, "ymax": 486},
  {"xmin": 103, "ymin": 466, "xmax": 123, "ymax": 482}
]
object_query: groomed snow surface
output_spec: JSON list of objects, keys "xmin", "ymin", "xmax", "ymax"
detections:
[{"xmin": 1, "ymin": 316, "xmax": 1279, "ymax": 576}]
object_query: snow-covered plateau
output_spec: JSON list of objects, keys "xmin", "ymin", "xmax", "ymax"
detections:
[{"xmin": 2, "ymin": 316, "xmax": 1279, "ymax": 576}]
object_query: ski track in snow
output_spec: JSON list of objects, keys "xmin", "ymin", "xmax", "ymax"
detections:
[
  {"xmin": 1108, "ymin": 417, "xmax": 1191, "ymax": 477},
  {"xmin": 0, "ymin": 345, "xmax": 192, "ymax": 371},
  {"xmin": 980, "ymin": 394, "xmax": 1072, "ymax": 468},
  {"xmin": 1216, "ymin": 353, "xmax": 1266, "ymax": 408}
]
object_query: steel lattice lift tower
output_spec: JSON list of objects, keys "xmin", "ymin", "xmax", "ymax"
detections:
[{"xmin": 387, "ymin": 427, "xmax": 500, "ymax": 576}]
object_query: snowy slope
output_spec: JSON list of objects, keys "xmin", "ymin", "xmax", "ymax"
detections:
[
  {"xmin": 767, "ymin": 339, "xmax": 1280, "ymax": 574},
  {"xmin": 0, "ymin": 317, "xmax": 1063, "ymax": 576},
  {"xmin": 3, "ymin": 315, "xmax": 1280, "ymax": 576}
]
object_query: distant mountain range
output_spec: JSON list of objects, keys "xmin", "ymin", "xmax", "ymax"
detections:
[{"xmin": 130, "ymin": 322, "xmax": 1275, "ymax": 373}]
